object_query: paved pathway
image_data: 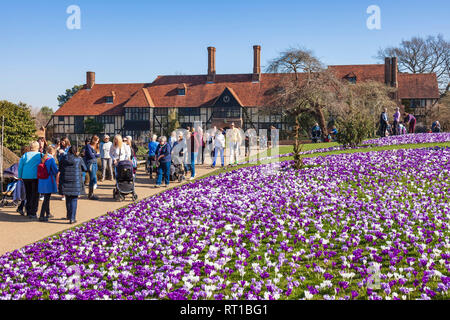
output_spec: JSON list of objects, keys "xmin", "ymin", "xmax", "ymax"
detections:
[{"xmin": 0, "ymin": 165, "xmax": 215, "ymax": 256}]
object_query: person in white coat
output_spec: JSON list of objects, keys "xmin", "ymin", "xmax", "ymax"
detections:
[
  {"xmin": 212, "ymin": 128, "xmax": 225, "ymax": 168},
  {"xmin": 100, "ymin": 135, "xmax": 113, "ymax": 182},
  {"xmin": 110, "ymin": 135, "xmax": 131, "ymax": 166}
]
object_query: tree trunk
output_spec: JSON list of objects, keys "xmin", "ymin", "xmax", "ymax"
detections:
[
  {"xmin": 292, "ymin": 114, "xmax": 303, "ymax": 169},
  {"xmin": 315, "ymin": 107, "xmax": 328, "ymax": 140}
]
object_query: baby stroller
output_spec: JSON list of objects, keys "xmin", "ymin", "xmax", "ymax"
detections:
[
  {"xmin": 171, "ymin": 143, "xmax": 186, "ymax": 182},
  {"xmin": 170, "ymin": 162, "xmax": 185, "ymax": 182},
  {"xmin": 1, "ymin": 163, "xmax": 19, "ymax": 207},
  {"xmin": 113, "ymin": 160, "xmax": 138, "ymax": 202}
]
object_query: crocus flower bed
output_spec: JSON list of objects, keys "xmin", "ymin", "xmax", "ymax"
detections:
[
  {"xmin": 365, "ymin": 132, "xmax": 450, "ymax": 147},
  {"xmin": 242, "ymin": 132, "xmax": 450, "ymax": 165},
  {"xmin": 0, "ymin": 148, "xmax": 449, "ymax": 300}
]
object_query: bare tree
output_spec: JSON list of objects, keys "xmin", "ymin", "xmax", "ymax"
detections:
[
  {"xmin": 377, "ymin": 34, "xmax": 450, "ymax": 93},
  {"xmin": 428, "ymin": 93, "xmax": 450, "ymax": 131},
  {"xmin": 265, "ymin": 47, "xmax": 345, "ymax": 168}
]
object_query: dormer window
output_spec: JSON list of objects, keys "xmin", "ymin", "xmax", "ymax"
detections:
[
  {"xmin": 347, "ymin": 76, "xmax": 357, "ymax": 84},
  {"xmin": 344, "ymin": 73, "xmax": 357, "ymax": 84},
  {"xmin": 106, "ymin": 91, "xmax": 116, "ymax": 104},
  {"xmin": 177, "ymin": 83, "xmax": 187, "ymax": 96}
]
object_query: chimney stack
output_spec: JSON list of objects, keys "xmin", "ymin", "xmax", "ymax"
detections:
[
  {"xmin": 207, "ymin": 47, "xmax": 216, "ymax": 82},
  {"xmin": 86, "ymin": 71, "xmax": 95, "ymax": 89},
  {"xmin": 252, "ymin": 45, "xmax": 261, "ymax": 82},
  {"xmin": 391, "ymin": 57, "xmax": 398, "ymax": 88},
  {"xmin": 384, "ymin": 57, "xmax": 391, "ymax": 86}
]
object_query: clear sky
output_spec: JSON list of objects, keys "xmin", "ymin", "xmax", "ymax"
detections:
[{"xmin": 0, "ymin": 0, "xmax": 448, "ymax": 110}]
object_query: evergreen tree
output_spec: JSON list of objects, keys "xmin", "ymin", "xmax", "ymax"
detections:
[{"xmin": 0, "ymin": 100, "xmax": 37, "ymax": 152}]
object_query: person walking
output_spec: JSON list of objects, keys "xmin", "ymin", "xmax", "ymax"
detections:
[
  {"xmin": 37, "ymin": 146, "xmax": 58, "ymax": 222},
  {"xmin": 100, "ymin": 135, "xmax": 113, "ymax": 182},
  {"xmin": 393, "ymin": 107, "xmax": 401, "ymax": 135},
  {"xmin": 110, "ymin": 135, "xmax": 131, "ymax": 180},
  {"xmin": 15, "ymin": 146, "xmax": 29, "ymax": 216},
  {"xmin": 83, "ymin": 135, "xmax": 101, "ymax": 200},
  {"xmin": 227, "ymin": 122, "xmax": 241, "ymax": 165},
  {"xmin": 18, "ymin": 141, "xmax": 42, "ymax": 219},
  {"xmin": 155, "ymin": 136, "xmax": 171, "ymax": 188},
  {"xmin": 379, "ymin": 108, "xmax": 389, "ymax": 137},
  {"xmin": 189, "ymin": 127, "xmax": 201, "ymax": 179},
  {"xmin": 212, "ymin": 128, "xmax": 225, "ymax": 168},
  {"xmin": 148, "ymin": 134, "xmax": 159, "ymax": 180},
  {"xmin": 169, "ymin": 132, "xmax": 177, "ymax": 149},
  {"xmin": 404, "ymin": 113, "xmax": 417, "ymax": 134},
  {"xmin": 59, "ymin": 146, "xmax": 87, "ymax": 224}
]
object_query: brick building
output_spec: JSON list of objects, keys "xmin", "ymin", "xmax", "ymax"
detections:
[{"xmin": 49, "ymin": 46, "xmax": 440, "ymax": 142}]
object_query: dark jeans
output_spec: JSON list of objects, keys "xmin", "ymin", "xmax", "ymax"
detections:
[
  {"xmin": 393, "ymin": 120, "xmax": 399, "ymax": 135},
  {"xmin": 39, "ymin": 193, "xmax": 51, "ymax": 218},
  {"xmin": 23, "ymin": 179, "xmax": 39, "ymax": 216},
  {"xmin": 156, "ymin": 161, "xmax": 171, "ymax": 185},
  {"xmin": 65, "ymin": 195, "xmax": 78, "ymax": 221},
  {"xmin": 409, "ymin": 120, "xmax": 416, "ymax": 134},
  {"xmin": 380, "ymin": 123, "xmax": 387, "ymax": 137}
]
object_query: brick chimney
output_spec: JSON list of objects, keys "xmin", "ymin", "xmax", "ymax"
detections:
[
  {"xmin": 207, "ymin": 47, "xmax": 216, "ymax": 82},
  {"xmin": 252, "ymin": 45, "xmax": 261, "ymax": 82},
  {"xmin": 86, "ymin": 71, "xmax": 95, "ymax": 89},
  {"xmin": 391, "ymin": 57, "xmax": 398, "ymax": 88},
  {"xmin": 384, "ymin": 57, "xmax": 391, "ymax": 86}
]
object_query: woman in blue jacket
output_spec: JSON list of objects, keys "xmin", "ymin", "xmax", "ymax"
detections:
[
  {"xmin": 59, "ymin": 146, "xmax": 87, "ymax": 224},
  {"xmin": 18, "ymin": 141, "xmax": 42, "ymax": 219},
  {"xmin": 155, "ymin": 136, "xmax": 171, "ymax": 187},
  {"xmin": 38, "ymin": 146, "xmax": 58, "ymax": 222},
  {"xmin": 83, "ymin": 135, "xmax": 101, "ymax": 200}
]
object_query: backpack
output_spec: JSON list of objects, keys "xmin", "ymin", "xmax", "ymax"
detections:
[{"xmin": 37, "ymin": 158, "xmax": 51, "ymax": 180}]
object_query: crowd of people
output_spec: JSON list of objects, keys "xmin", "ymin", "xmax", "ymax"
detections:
[
  {"xmin": 12, "ymin": 122, "xmax": 251, "ymax": 223},
  {"xmin": 379, "ymin": 107, "xmax": 442, "ymax": 137},
  {"xmin": 15, "ymin": 134, "xmax": 140, "ymax": 224},
  {"xmin": 310, "ymin": 108, "xmax": 442, "ymax": 143}
]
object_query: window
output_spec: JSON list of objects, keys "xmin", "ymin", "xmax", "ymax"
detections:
[
  {"xmin": 178, "ymin": 107, "xmax": 200, "ymax": 116},
  {"xmin": 177, "ymin": 88, "xmax": 186, "ymax": 96},
  {"xmin": 96, "ymin": 115, "xmax": 115, "ymax": 124},
  {"xmin": 106, "ymin": 96, "xmax": 114, "ymax": 104},
  {"xmin": 154, "ymin": 108, "xmax": 168, "ymax": 116},
  {"xmin": 213, "ymin": 106, "xmax": 241, "ymax": 118},
  {"xmin": 125, "ymin": 108, "xmax": 150, "ymax": 120},
  {"xmin": 347, "ymin": 76, "xmax": 357, "ymax": 84},
  {"xmin": 58, "ymin": 116, "xmax": 64, "ymax": 122}
]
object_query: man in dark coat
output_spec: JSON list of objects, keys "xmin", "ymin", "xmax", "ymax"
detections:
[{"xmin": 58, "ymin": 146, "xmax": 87, "ymax": 224}]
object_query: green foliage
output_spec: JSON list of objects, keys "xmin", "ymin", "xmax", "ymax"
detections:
[
  {"xmin": 168, "ymin": 108, "xmax": 180, "ymax": 136},
  {"xmin": 0, "ymin": 100, "xmax": 37, "ymax": 152},
  {"xmin": 84, "ymin": 118, "xmax": 104, "ymax": 135},
  {"xmin": 40, "ymin": 106, "xmax": 54, "ymax": 118},
  {"xmin": 57, "ymin": 85, "xmax": 83, "ymax": 108},
  {"xmin": 336, "ymin": 110, "xmax": 375, "ymax": 147}
]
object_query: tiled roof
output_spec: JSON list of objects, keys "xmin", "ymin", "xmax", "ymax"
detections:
[
  {"xmin": 328, "ymin": 64, "xmax": 385, "ymax": 82},
  {"xmin": 125, "ymin": 88, "xmax": 154, "ymax": 107},
  {"xmin": 397, "ymin": 73, "xmax": 440, "ymax": 99},
  {"xmin": 144, "ymin": 73, "xmax": 296, "ymax": 108},
  {"xmin": 54, "ymin": 83, "xmax": 147, "ymax": 116},
  {"xmin": 54, "ymin": 66, "xmax": 440, "ymax": 116}
]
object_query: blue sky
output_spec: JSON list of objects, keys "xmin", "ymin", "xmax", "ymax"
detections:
[{"xmin": 0, "ymin": 0, "xmax": 448, "ymax": 110}]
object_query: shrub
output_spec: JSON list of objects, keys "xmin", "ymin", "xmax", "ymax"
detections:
[{"xmin": 336, "ymin": 110, "xmax": 374, "ymax": 147}]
